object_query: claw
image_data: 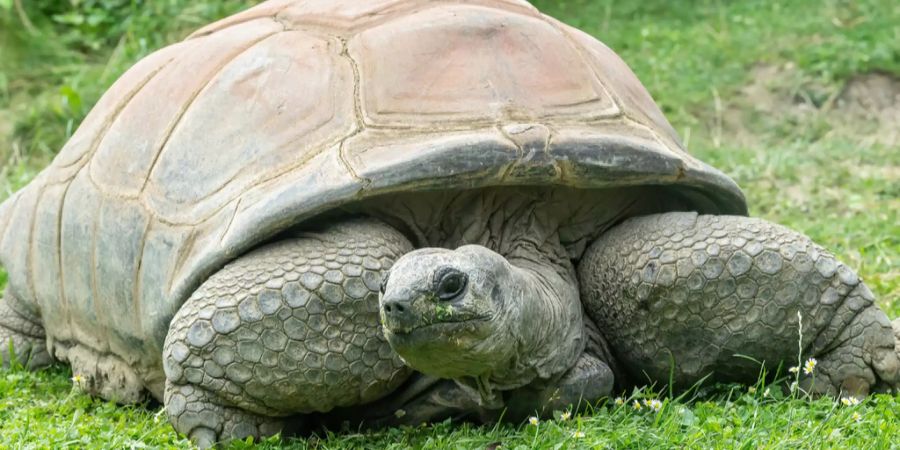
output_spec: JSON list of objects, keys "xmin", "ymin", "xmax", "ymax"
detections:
[{"xmin": 189, "ymin": 427, "xmax": 218, "ymax": 449}]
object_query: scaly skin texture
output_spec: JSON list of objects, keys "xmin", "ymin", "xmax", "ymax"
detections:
[
  {"xmin": 580, "ymin": 212, "xmax": 900, "ymax": 396},
  {"xmin": 164, "ymin": 381, "xmax": 284, "ymax": 447},
  {"xmin": 0, "ymin": 288, "xmax": 51, "ymax": 369},
  {"xmin": 163, "ymin": 219, "xmax": 413, "ymax": 445}
]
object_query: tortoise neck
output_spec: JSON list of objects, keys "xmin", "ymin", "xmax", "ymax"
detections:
[
  {"xmin": 444, "ymin": 202, "xmax": 587, "ymax": 404},
  {"xmin": 362, "ymin": 188, "xmax": 590, "ymax": 404},
  {"xmin": 440, "ymin": 237, "xmax": 585, "ymax": 408},
  {"xmin": 356, "ymin": 186, "xmax": 653, "ymax": 260},
  {"xmin": 487, "ymin": 239, "xmax": 586, "ymax": 394}
]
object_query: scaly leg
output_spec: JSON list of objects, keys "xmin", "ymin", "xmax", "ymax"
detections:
[
  {"xmin": 163, "ymin": 218, "xmax": 413, "ymax": 447},
  {"xmin": 579, "ymin": 212, "xmax": 900, "ymax": 397}
]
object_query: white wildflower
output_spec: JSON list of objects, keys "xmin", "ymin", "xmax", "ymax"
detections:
[
  {"xmin": 644, "ymin": 399, "xmax": 663, "ymax": 412},
  {"xmin": 803, "ymin": 358, "xmax": 817, "ymax": 375}
]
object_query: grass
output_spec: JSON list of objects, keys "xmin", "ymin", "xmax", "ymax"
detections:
[
  {"xmin": 2, "ymin": 362, "xmax": 899, "ymax": 449},
  {"xmin": 1, "ymin": 0, "xmax": 899, "ymax": 448}
]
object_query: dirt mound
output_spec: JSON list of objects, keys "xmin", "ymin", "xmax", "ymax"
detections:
[
  {"xmin": 834, "ymin": 73, "xmax": 900, "ymax": 144},
  {"xmin": 727, "ymin": 65, "xmax": 899, "ymax": 147}
]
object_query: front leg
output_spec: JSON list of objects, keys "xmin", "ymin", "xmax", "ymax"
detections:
[
  {"xmin": 163, "ymin": 218, "xmax": 413, "ymax": 447},
  {"xmin": 503, "ymin": 350, "xmax": 614, "ymax": 421},
  {"xmin": 579, "ymin": 212, "xmax": 900, "ymax": 397}
]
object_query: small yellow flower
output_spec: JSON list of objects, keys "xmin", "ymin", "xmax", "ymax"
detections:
[
  {"xmin": 803, "ymin": 358, "xmax": 817, "ymax": 375},
  {"xmin": 841, "ymin": 397, "xmax": 861, "ymax": 407},
  {"xmin": 559, "ymin": 411, "xmax": 571, "ymax": 421},
  {"xmin": 748, "ymin": 386, "xmax": 757, "ymax": 394},
  {"xmin": 71, "ymin": 374, "xmax": 84, "ymax": 385},
  {"xmin": 528, "ymin": 416, "xmax": 539, "ymax": 426},
  {"xmin": 573, "ymin": 431, "xmax": 586, "ymax": 439},
  {"xmin": 788, "ymin": 366, "xmax": 800, "ymax": 374},
  {"xmin": 614, "ymin": 397, "xmax": 625, "ymax": 406},
  {"xmin": 852, "ymin": 411, "xmax": 862, "ymax": 422},
  {"xmin": 644, "ymin": 399, "xmax": 663, "ymax": 412},
  {"xmin": 632, "ymin": 400, "xmax": 642, "ymax": 411}
]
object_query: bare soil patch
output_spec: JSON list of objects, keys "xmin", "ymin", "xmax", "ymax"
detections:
[
  {"xmin": 725, "ymin": 65, "xmax": 900, "ymax": 147},
  {"xmin": 834, "ymin": 72, "xmax": 900, "ymax": 145}
]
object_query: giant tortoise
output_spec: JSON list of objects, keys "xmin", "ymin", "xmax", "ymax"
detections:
[{"xmin": 1, "ymin": 0, "xmax": 898, "ymax": 446}]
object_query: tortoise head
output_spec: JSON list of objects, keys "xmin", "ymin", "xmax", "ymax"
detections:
[
  {"xmin": 379, "ymin": 246, "xmax": 510, "ymax": 380},
  {"xmin": 379, "ymin": 244, "xmax": 585, "ymax": 403}
]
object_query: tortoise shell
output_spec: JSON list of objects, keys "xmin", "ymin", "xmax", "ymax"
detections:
[{"xmin": 0, "ymin": 0, "xmax": 745, "ymax": 398}]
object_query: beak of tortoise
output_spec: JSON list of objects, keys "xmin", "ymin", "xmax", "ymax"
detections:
[{"xmin": 380, "ymin": 290, "xmax": 421, "ymax": 335}]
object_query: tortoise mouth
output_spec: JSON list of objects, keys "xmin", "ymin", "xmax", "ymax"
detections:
[
  {"xmin": 383, "ymin": 315, "xmax": 493, "ymax": 349},
  {"xmin": 385, "ymin": 315, "xmax": 492, "ymax": 338},
  {"xmin": 382, "ymin": 315, "xmax": 497, "ymax": 378}
]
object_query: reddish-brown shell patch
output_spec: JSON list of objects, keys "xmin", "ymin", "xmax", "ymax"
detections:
[{"xmin": 348, "ymin": 4, "xmax": 618, "ymax": 128}]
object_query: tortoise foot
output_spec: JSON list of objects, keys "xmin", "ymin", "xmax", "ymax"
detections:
[
  {"xmin": 503, "ymin": 350, "xmax": 614, "ymax": 421},
  {"xmin": 800, "ymin": 304, "xmax": 900, "ymax": 397},
  {"xmin": 165, "ymin": 381, "xmax": 285, "ymax": 448},
  {"xmin": 0, "ymin": 288, "xmax": 51, "ymax": 369}
]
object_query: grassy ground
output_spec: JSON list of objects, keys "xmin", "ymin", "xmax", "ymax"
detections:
[{"xmin": 1, "ymin": 0, "xmax": 898, "ymax": 448}]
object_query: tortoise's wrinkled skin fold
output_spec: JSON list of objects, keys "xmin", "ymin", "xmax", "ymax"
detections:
[{"xmin": 0, "ymin": 0, "xmax": 898, "ymax": 448}]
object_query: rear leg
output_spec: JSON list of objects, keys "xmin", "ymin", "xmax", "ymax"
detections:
[
  {"xmin": 163, "ymin": 218, "xmax": 413, "ymax": 447},
  {"xmin": 0, "ymin": 287, "xmax": 51, "ymax": 369},
  {"xmin": 2, "ymin": 283, "xmax": 145, "ymax": 403},
  {"xmin": 579, "ymin": 212, "xmax": 900, "ymax": 396}
]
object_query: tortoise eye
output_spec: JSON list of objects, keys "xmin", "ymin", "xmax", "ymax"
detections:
[
  {"xmin": 435, "ymin": 270, "xmax": 467, "ymax": 301},
  {"xmin": 380, "ymin": 272, "xmax": 390, "ymax": 294}
]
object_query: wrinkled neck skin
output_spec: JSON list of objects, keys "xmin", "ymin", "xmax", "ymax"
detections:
[
  {"xmin": 362, "ymin": 187, "xmax": 652, "ymax": 261},
  {"xmin": 483, "ymin": 237, "xmax": 584, "ymax": 401},
  {"xmin": 356, "ymin": 187, "xmax": 652, "ymax": 406}
]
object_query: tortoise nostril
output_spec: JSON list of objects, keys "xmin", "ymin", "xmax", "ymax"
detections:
[{"xmin": 383, "ymin": 299, "xmax": 407, "ymax": 316}]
